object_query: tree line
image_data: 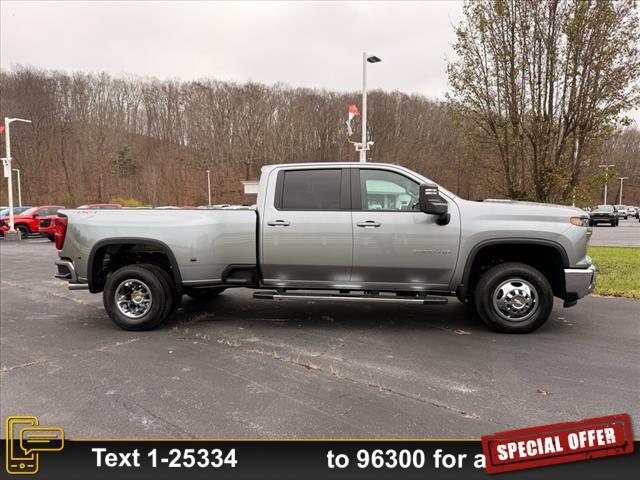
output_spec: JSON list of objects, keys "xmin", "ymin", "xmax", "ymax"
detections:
[{"xmin": 0, "ymin": 64, "xmax": 638, "ymax": 207}]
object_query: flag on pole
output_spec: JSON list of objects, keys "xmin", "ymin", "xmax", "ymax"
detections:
[
  {"xmin": 0, "ymin": 125, "xmax": 5, "ymax": 134},
  {"xmin": 346, "ymin": 104, "xmax": 360, "ymax": 137}
]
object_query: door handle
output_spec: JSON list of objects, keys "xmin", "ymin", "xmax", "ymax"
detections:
[
  {"xmin": 356, "ymin": 221, "xmax": 381, "ymax": 228},
  {"xmin": 267, "ymin": 220, "xmax": 291, "ymax": 227}
]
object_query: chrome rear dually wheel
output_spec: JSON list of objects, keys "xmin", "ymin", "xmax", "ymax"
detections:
[
  {"xmin": 103, "ymin": 265, "xmax": 171, "ymax": 331},
  {"xmin": 115, "ymin": 279, "xmax": 153, "ymax": 319}
]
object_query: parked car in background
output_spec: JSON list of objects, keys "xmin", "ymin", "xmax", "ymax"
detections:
[
  {"xmin": 1, "ymin": 206, "xmax": 63, "ymax": 237},
  {"xmin": 77, "ymin": 203, "xmax": 123, "ymax": 209},
  {"xmin": 626, "ymin": 206, "xmax": 636, "ymax": 218},
  {"xmin": 614, "ymin": 205, "xmax": 628, "ymax": 219},
  {"xmin": 589, "ymin": 205, "xmax": 618, "ymax": 227},
  {"xmin": 0, "ymin": 206, "xmax": 33, "ymax": 236},
  {"xmin": 38, "ymin": 215, "xmax": 57, "ymax": 241},
  {"xmin": 0, "ymin": 206, "xmax": 33, "ymax": 218}
]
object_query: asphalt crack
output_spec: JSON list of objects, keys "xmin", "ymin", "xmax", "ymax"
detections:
[
  {"xmin": 184, "ymin": 332, "xmax": 486, "ymax": 423},
  {"xmin": 0, "ymin": 359, "xmax": 47, "ymax": 374}
]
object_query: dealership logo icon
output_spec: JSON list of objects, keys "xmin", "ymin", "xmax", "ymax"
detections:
[{"xmin": 5, "ymin": 416, "xmax": 64, "ymax": 475}]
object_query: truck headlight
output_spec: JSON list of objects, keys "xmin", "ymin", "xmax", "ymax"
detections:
[{"xmin": 570, "ymin": 216, "xmax": 590, "ymax": 227}]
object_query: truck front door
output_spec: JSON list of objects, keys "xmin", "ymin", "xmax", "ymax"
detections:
[
  {"xmin": 261, "ymin": 168, "xmax": 352, "ymax": 287},
  {"xmin": 350, "ymin": 168, "xmax": 460, "ymax": 290}
]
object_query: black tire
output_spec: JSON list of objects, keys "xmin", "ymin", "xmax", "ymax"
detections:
[
  {"xmin": 474, "ymin": 262, "xmax": 553, "ymax": 333},
  {"xmin": 16, "ymin": 224, "xmax": 30, "ymax": 237},
  {"xmin": 185, "ymin": 287, "xmax": 226, "ymax": 301},
  {"xmin": 138, "ymin": 263, "xmax": 180, "ymax": 316},
  {"xmin": 46, "ymin": 234, "xmax": 55, "ymax": 242},
  {"xmin": 103, "ymin": 265, "xmax": 170, "ymax": 331},
  {"xmin": 610, "ymin": 220, "xmax": 616, "ymax": 227}
]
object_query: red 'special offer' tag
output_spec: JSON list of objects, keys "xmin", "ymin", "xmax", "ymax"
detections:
[{"xmin": 481, "ymin": 413, "xmax": 634, "ymax": 474}]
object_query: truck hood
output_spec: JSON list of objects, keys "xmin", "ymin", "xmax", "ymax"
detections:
[{"xmin": 480, "ymin": 199, "xmax": 587, "ymax": 216}]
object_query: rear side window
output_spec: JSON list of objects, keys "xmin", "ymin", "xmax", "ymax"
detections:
[{"xmin": 280, "ymin": 170, "xmax": 341, "ymax": 210}]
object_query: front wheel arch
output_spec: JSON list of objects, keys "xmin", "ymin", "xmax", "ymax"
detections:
[{"xmin": 460, "ymin": 240, "xmax": 567, "ymax": 301}]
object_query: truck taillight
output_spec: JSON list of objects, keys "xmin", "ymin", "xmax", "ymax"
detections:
[{"xmin": 54, "ymin": 216, "xmax": 68, "ymax": 250}]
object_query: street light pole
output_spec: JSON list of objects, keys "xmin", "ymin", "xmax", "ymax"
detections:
[
  {"xmin": 206, "ymin": 169, "xmax": 212, "ymax": 207},
  {"xmin": 12, "ymin": 168, "xmax": 22, "ymax": 206},
  {"xmin": 360, "ymin": 53, "xmax": 368, "ymax": 163},
  {"xmin": 3, "ymin": 117, "xmax": 32, "ymax": 235},
  {"xmin": 619, "ymin": 177, "xmax": 629, "ymax": 205},
  {"xmin": 359, "ymin": 52, "xmax": 381, "ymax": 163},
  {"xmin": 598, "ymin": 164, "xmax": 615, "ymax": 204}
]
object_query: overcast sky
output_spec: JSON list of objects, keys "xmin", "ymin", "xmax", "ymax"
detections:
[
  {"xmin": 1, "ymin": 0, "xmax": 638, "ymax": 122},
  {"xmin": 1, "ymin": 1, "xmax": 462, "ymax": 98}
]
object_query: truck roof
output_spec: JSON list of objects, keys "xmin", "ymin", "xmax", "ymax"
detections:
[{"xmin": 262, "ymin": 162, "xmax": 400, "ymax": 171}]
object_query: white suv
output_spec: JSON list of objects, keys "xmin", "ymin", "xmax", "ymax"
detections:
[{"xmin": 614, "ymin": 205, "xmax": 628, "ymax": 219}]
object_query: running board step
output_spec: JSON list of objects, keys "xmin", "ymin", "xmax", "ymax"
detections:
[{"xmin": 253, "ymin": 291, "xmax": 448, "ymax": 305}]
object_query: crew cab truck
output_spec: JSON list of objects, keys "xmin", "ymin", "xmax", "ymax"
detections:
[{"xmin": 54, "ymin": 163, "xmax": 596, "ymax": 333}]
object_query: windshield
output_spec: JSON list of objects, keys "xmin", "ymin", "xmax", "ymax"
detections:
[
  {"xmin": 614, "ymin": 205, "xmax": 626, "ymax": 209},
  {"xmin": 595, "ymin": 205, "xmax": 614, "ymax": 212},
  {"xmin": 15, "ymin": 207, "xmax": 37, "ymax": 216}
]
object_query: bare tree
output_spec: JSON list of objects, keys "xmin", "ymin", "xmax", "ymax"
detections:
[{"xmin": 447, "ymin": 0, "xmax": 640, "ymax": 202}]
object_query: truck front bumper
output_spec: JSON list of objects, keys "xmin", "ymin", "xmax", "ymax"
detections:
[{"xmin": 563, "ymin": 264, "xmax": 596, "ymax": 306}]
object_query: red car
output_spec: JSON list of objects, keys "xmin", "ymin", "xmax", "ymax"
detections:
[
  {"xmin": 38, "ymin": 215, "xmax": 58, "ymax": 241},
  {"xmin": 0, "ymin": 205, "xmax": 65, "ymax": 237},
  {"xmin": 77, "ymin": 203, "xmax": 123, "ymax": 209}
]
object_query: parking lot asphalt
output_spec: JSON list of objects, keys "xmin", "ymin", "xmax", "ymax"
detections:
[
  {"xmin": 1, "ymin": 239, "xmax": 639, "ymax": 439},
  {"xmin": 590, "ymin": 217, "xmax": 640, "ymax": 247}
]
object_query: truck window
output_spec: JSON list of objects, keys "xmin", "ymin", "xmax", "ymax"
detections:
[
  {"xmin": 360, "ymin": 169, "xmax": 419, "ymax": 211},
  {"xmin": 280, "ymin": 169, "xmax": 341, "ymax": 210}
]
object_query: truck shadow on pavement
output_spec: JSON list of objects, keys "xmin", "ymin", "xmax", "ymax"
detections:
[{"xmin": 161, "ymin": 291, "xmax": 568, "ymax": 336}]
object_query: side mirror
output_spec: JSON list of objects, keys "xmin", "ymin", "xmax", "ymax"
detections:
[
  {"xmin": 32, "ymin": 214, "xmax": 39, "ymax": 219},
  {"xmin": 419, "ymin": 183, "xmax": 450, "ymax": 225}
]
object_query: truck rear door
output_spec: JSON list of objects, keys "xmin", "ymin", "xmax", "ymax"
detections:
[{"xmin": 261, "ymin": 168, "xmax": 352, "ymax": 286}]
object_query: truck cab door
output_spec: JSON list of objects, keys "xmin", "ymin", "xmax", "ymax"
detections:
[
  {"xmin": 261, "ymin": 168, "xmax": 352, "ymax": 287},
  {"xmin": 350, "ymin": 168, "xmax": 460, "ymax": 290}
]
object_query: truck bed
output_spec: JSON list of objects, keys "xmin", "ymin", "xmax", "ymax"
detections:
[{"xmin": 60, "ymin": 208, "xmax": 258, "ymax": 284}]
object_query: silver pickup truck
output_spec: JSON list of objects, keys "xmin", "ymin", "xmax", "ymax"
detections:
[{"xmin": 54, "ymin": 162, "xmax": 595, "ymax": 333}]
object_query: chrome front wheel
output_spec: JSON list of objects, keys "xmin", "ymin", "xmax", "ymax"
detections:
[
  {"xmin": 474, "ymin": 262, "xmax": 553, "ymax": 333},
  {"xmin": 491, "ymin": 278, "xmax": 539, "ymax": 322}
]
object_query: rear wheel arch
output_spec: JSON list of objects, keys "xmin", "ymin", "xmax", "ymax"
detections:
[{"xmin": 88, "ymin": 238, "xmax": 182, "ymax": 294}]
